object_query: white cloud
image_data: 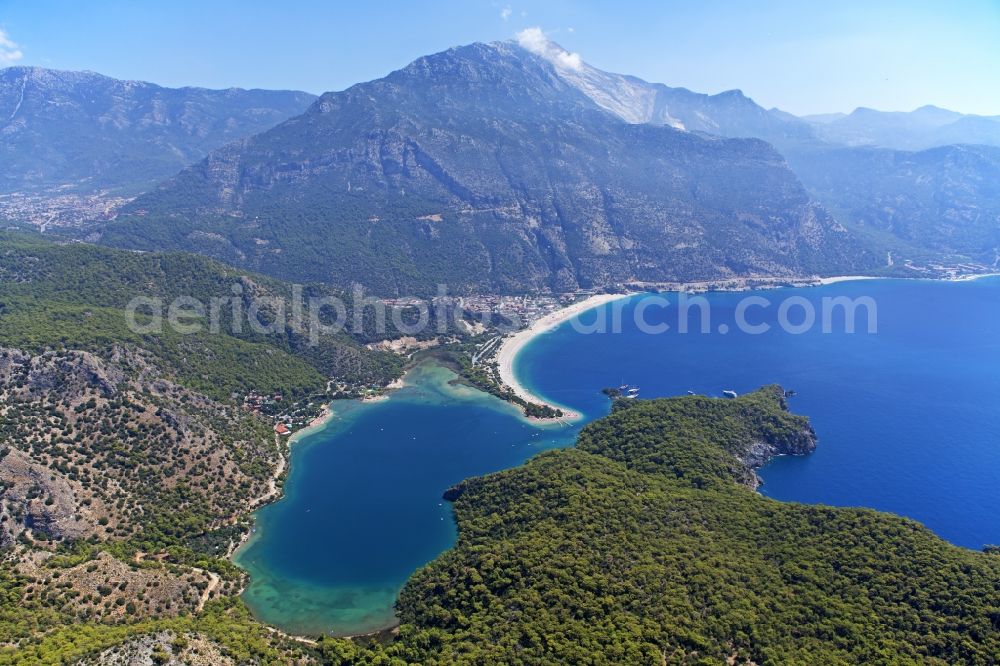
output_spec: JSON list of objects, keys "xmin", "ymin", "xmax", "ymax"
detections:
[
  {"xmin": 515, "ymin": 27, "xmax": 582, "ymax": 71},
  {"xmin": 0, "ymin": 28, "xmax": 23, "ymax": 66},
  {"xmin": 500, "ymin": 5, "xmax": 512, "ymax": 21},
  {"xmin": 515, "ymin": 26, "xmax": 547, "ymax": 52}
]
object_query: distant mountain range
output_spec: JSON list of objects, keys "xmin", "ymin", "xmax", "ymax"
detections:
[
  {"xmin": 0, "ymin": 66, "xmax": 315, "ymax": 196},
  {"xmin": 803, "ymin": 105, "xmax": 1000, "ymax": 151},
  {"xmin": 785, "ymin": 142, "xmax": 1000, "ymax": 265},
  {"xmin": 501, "ymin": 39, "xmax": 1000, "ymax": 268},
  {"xmin": 3, "ymin": 39, "xmax": 999, "ymax": 293}
]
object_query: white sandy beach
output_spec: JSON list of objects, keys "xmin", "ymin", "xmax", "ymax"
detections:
[
  {"xmin": 820, "ymin": 273, "xmax": 1000, "ymax": 285},
  {"xmin": 495, "ymin": 293, "xmax": 635, "ymax": 422},
  {"xmin": 816, "ymin": 275, "xmax": 882, "ymax": 285}
]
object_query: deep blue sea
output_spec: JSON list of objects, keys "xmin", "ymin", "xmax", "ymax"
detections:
[
  {"xmin": 519, "ymin": 278, "xmax": 1000, "ymax": 551},
  {"xmin": 237, "ymin": 278, "xmax": 1000, "ymax": 636}
]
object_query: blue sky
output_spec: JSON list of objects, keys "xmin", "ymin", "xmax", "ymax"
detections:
[{"xmin": 1, "ymin": 0, "xmax": 998, "ymax": 116}]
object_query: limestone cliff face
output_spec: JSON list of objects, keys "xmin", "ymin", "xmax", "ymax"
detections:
[
  {"xmin": 740, "ymin": 423, "xmax": 817, "ymax": 490},
  {"xmin": 104, "ymin": 42, "xmax": 877, "ymax": 294}
]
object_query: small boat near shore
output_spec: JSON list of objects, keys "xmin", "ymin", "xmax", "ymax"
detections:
[{"xmin": 722, "ymin": 390, "xmax": 738, "ymax": 399}]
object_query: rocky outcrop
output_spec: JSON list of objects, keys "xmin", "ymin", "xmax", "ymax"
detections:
[
  {"xmin": 442, "ymin": 484, "xmax": 465, "ymax": 502},
  {"xmin": 740, "ymin": 425, "xmax": 816, "ymax": 470},
  {"xmin": 0, "ymin": 447, "xmax": 94, "ymax": 545},
  {"xmin": 740, "ymin": 424, "xmax": 817, "ymax": 490},
  {"xmin": 77, "ymin": 630, "xmax": 236, "ymax": 666},
  {"xmin": 0, "ymin": 345, "xmax": 280, "ymax": 546},
  {"xmin": 733, "ymin": 387, "xmax": 817, "ymax": 489}
]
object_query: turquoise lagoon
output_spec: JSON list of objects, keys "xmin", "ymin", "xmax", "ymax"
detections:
[
  {"xmin": 233, "ymin": 363, "xmax": 578, "ymax": 636},
  {"xmin": 238, "ymin": 277, "xmax": 1000, "ymax": 636}
]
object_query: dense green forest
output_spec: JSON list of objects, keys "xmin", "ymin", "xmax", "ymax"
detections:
[
  {"xmin": 0, "ymin": 231, "xmax": 406, "ymax": 398},
  {"xmin": 373, "ymin": 389, "xmax": 1000, "ymax": 664},
  {"xmin": 6, "ymin": 382, "xmax": 1000, "ymax": 664}
]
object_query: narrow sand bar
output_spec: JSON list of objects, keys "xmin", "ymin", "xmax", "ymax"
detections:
[{"xmin": 496, "ymin": 293, "xmax": 635, "ymax": 422}]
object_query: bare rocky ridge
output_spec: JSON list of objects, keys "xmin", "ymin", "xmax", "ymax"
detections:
[
  {"xmin": 0, "ymin": 345, "xmax": 280, "ymax": 546},
  {"xmin": 0, "ymin": 447, "xmax": 92, "ymax": 547},
  {"xmin": 13, "ymin": 550, "xmax": 215, "ymax": 622}
]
